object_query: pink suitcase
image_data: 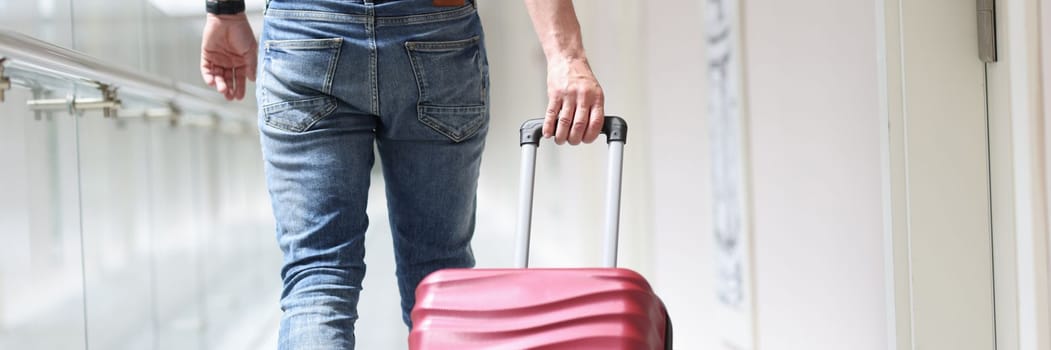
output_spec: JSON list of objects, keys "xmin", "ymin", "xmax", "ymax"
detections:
[{"xmin": 409, "ymin": 117, "xmax": 672, "ymax": 349}]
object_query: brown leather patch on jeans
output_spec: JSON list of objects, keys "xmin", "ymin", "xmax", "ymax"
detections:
[{"xmin": 433, "ymin": 0, "xmax": 465, "ymax": 6}]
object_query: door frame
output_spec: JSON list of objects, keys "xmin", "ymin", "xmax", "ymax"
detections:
[
  {"xmin": 881, "ymin": 0, "xmax": 1051, "ymax": 349},
  {"xmin": 878, "ymin": 0, "xmax": 999, "ymax": 348},
  {"xmin": 987, "ymin": 0, "xmax": 1051, "ymax": 349}
]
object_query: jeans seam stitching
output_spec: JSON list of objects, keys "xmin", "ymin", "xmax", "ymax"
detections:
[
  {"xmin": 405, "ymin": 45, "xmax": 428, "ymax": 108},
  {"xmin": 417, "ymin": 105, "xmax": 487, "ymax": 142},
  {"xmin": 404, "ymin": 36, "xmax": 480, "ymax": 51},
  {"xmin": 299, "ymin": 99, "xmax": 338, "ymax": 132},
  {"xmin": 367, "ymin": 5, "xmax": 379, "ymax": 115},
  {"xmin": 322, "ymin": 38, "xmax": 343, "ymax": 95},
  {"xmin": 263, "ymin": 98, "xmax": 337, "ymax": 132},
  {"xmin": 259, "ymin": 54, "xmax": 270, "ymax": 128},
  {"xmin": 265, "ymin": 38, "xmax": 343, "ymax": 50},
  {"xmin": 375, "ymin": 5, "xmax": 475, "ymax": 26},
  {"xmin": 265, "ymin": 9, "xmax": 369, "ymax": 23}
]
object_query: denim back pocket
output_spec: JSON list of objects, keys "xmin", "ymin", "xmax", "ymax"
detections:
[
  {"xmin": 260, "ymin": 37, "xmax": 343, "ymax": 133},
  {"xmin": 405, "ymin": 36, "xmax": 488, "ymax": 142}
]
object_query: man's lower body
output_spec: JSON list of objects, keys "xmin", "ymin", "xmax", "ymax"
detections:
[{"xmin": 255, "ymin": 0, "xmax": 488, "ymax": 348}]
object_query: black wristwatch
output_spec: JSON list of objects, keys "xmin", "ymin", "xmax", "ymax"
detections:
[{"xmin": 206, "ymin": 0, "xmax": 246, "ymax": 15}]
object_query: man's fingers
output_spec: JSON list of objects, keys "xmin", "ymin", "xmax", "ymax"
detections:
[
  {"xmin": 568, "ymin": 102, "xmax": 589, "ymax": 145},
  {"xmin": 235, "ymin": 67, "xmax": 247, "ymax": 100},
  {"xmin": 214, "ymin": 70, "xmax": 227, "ymax": 94},
  {"xmin": 224, "ymin": 68, "xmax": 236, "ymax": 100},
  {"xmin": 214, "ymin": 68, "xmax": 230, "ymax": 98},
  {"xmin": 554, "ymin": 99, "xmax": 575, "ymax": 145},
  {"xmin": 543, "ymin": 97, "xmax": 560, "ymax": 138},
  {"xmin": 247, "ymin": 49, "xmax": 258, "ymax": 82},
  {"xmin": 201, "ymin": 60, "xmax": 216, "ymax": 87},
  {"xmin": 203, "ymin": 71, "xmax": 216, "ymax": 87},
  {"xmin": 229, "ymin": 67, "xmax": 239, "ymax": 100},
  {"xmin": 584, "ymin": 102, "xmax": 604, "ymax": 144}
]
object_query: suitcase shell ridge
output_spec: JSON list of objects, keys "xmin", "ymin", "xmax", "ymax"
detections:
[{"xmin": 410, "ymin": 268, "xmax": 666, "ymax": 349}]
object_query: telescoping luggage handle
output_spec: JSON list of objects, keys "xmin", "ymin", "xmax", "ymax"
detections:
[{"xmin": 515, "ymin": 116, "xmax": 628, "ymax": 269}]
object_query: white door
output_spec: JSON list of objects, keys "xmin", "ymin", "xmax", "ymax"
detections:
[{"xmin": 880, "ymin": 0, "xmax": 996, "ymax": 348}]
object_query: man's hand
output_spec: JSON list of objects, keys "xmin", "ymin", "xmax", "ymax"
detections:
[
  {"xmin": 201, "ymin": 13, "xmax": 257, "ymax": 101},
  {"xmin": 524, "ymin": 0, "xmax": 605, "ymax": 145},
  {"xmin": 544, "ymin": 57, "xmax": 604, "ymax": 145}
]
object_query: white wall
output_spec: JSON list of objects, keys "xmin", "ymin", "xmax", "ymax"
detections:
[
  {"xmin": 1044, "ymin": 0, "xmax": 1051, "ymax": 286},
  {"xmin": 742, "ymin": 0, "xmax": 889, "ymax": 349},
  {"xmin": 643, "ymin": 1, "xmax": 715, "ymax": 349},
  {"xmin": 990, "ymin": 0, "xmax": 1051, "ymax": 348}
]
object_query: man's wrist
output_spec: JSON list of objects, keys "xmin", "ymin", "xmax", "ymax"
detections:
[
  {"xmin": 207, "ymin": 12, "xmax": 249, "ymax": 21},
  {"xmin": 206, "ymin": 0, "xmax": 246, "ymax": 15},
  {"xmin": 547, "ymin": 54, "xmax": 589, "ymax": 68}
]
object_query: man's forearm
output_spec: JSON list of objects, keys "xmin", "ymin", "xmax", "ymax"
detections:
[
  {"xmin": 523, "ymin": 0, "xmax": 604, "ymax": 145},
  {"xmin": 523, "ymin": 0, "xmax": 587, "ymax": 62}
]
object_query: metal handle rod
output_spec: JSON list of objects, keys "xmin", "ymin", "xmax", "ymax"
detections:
[
  {"xmin": 515, "ymin": 144, "xmax": 539, "ymax": 268},
  {"xmin": 603, "ymin": 141, "xmax": 625, "ymax": 268},
  {"xmin": 515, "ymin": 116, "xmax": 627, "ymax": 269}
]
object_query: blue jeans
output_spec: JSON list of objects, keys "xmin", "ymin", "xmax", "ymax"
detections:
[{"xmin": 256, "ymin": 0, "xmax": 488, "ymax": 348}]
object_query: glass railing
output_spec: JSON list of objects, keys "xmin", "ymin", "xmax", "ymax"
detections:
[{"xmin": 0, "ymin": 29, "xmax": 280, "ymax": 350}]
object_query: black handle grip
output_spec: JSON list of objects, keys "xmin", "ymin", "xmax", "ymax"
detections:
[{"xmin": 519, "ymin": 116, "xmax": 628, "ymax": 146}]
